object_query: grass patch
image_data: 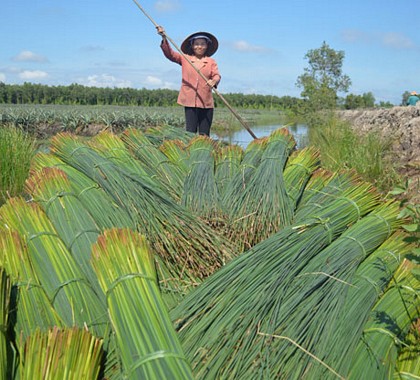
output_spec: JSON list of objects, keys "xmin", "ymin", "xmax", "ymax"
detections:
[
  {"xmin": 0, "ymin": 125, "xmax": 36, "ymax": 204},
  {"xmin": 308, "ymin": 113, "xmax": 400, "ymax": 191}
]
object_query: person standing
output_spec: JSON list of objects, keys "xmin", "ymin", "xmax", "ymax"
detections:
[
  {"xmin": 157, "ymin": 26, "xmax": 221, "ymax": 136},
  {"xmin": 406, "ymin": 91, "xmax": 420, "ymax": 106}
]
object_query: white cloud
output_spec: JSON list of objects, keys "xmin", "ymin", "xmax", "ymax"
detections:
[
  {"xmin": 0, "ymin": 73, "xmax": 5, "ymax": 82},
  {"xmin": 232, "ymin": 40, "xmax": 267, "ymax": 53},
  {"xmin": 145, "ymin": 75, "xmax": 175, "ymax": 89},
  {"xmin": 154, "ymin": 0, "xmax": 180, "ymax": 12},
  {"xmin": 80, "ymin": 74, "xmax": 132, "ymax": 88},
  {"xmin": 342, "ymin": 29, "xmax": 417, "ymax": 50},
  {"xmin": 12, "ymin": 50, "xmax": 48, "ymax": 63},
  {"xmin": 19, "ymin": 70, "xmax": 48, "ymax": 80},
  {"xmin": 381, "ymin": 32, "xmax": 415, "ymax": 49},
  {"xmin": 145, "ymin": 75, "xmax": 163, "ymax": 85}
]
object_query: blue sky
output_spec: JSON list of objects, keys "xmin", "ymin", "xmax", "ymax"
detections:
[{"xmin": 1, "ymin": 0, "xmax": 419, "ymax": 105}]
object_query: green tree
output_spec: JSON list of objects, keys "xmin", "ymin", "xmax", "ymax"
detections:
[
  {"xmin": 401, "ymin": 91, "xmax": 411, "ymax": 106},
  {"xmin": 296, "ymin": 41, "xmax": 351, "ymax": 112},
  {"xmin": 344, "ymin": 92, "xmax": 375, "ymax": 109}
]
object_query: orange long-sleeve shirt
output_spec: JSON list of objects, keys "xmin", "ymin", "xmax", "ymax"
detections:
[{"xmin": 160, "ymin": 39, "xmax": 221, "ymax": 109}]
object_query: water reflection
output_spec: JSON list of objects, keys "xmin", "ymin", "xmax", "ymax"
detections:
[{"xmin": 212, "ymin": 124, "xmax": 309, "ymax": 149}]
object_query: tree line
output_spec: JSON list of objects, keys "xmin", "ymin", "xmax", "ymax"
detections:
[
  {"xmin": 0, "ymin": 81, "xmax": 392, "ymax": 111},
  {"xmin": 0, "ymin": 82, "xmax": 303, "ymax": 110}
]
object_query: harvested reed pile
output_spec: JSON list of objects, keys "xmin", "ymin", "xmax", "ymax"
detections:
[
  {"xmin": 48, "ymin": 133, "xmax": 234, "ymax": 292},
  {"xmin": 170, "ymin": 174, "xmax": 412, "ymax": 379},
  {"xmin": 0, "ymin": 125, "xmax": 417, "ymax": 379}
]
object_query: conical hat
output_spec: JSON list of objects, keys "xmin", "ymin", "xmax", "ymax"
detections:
[{"xmin": 181, "ymin": 31, "xmax": 219, "ymax": 57}]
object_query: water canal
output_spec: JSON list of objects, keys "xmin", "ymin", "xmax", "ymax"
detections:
[{"xmin": 212, "ymin": 123, "xmax": 309, "ymax": 149}]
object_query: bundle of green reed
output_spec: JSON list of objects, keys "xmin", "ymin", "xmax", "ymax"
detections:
[
  {"xmin": 214, "ymin": 144, "xmax": 243, "ymax": 199},
  {"xmin": 309, "ymin": 232, "xmax": 413, "ymax": 379},
  {"xmin": 255, "ymin": 202, "xmax": 402, "ymax": 379},
  {"xmin": 32, "ymin": 153, "xmax": 135, "ymax": 230},
  {"xmin": 32, "ymin": 148, "xmax": 186, "ymax": 307},
  {"xmin": 91, "ymin": 228, "xmax": 193, "ymax": 379},
  {"xmin": 89, "ymin": 131, "xmax": 149, "ymax": 179},
  {"xmin": 349, "ymin": 259, "xmax": 420, "ymax": 379},
  {"xmin": 122, "ymin": 128, "xmax": 186, "ymax": 200},
  {"xmin": 396, "ymin": 320, "xmax": 420, "ymax": 379},
  {"xmin": 0, "ymin": 198, "xmax": 108, "ymax": 337},
  {"xmin": 221, "ymin": 137, "xmax": 267, "ymax": 208},
  {"xmin": 0, "ymin": 267, "xmax": 12, "ymax": 379},
  {"xmin": 18, "ymin": 327, "xmax": 103, "ymax": 380},
  {"xmin": 0, "ymin": 229, "xmax": 63, "ymax": 339},
  {"xmin": 159, "ymin": 139, "xmax": 190, "ymax": 179},
  {"xmin": 295, "ymin": 168, "xmax": 336, "ymax": 207},
  {"xmin": 181, "ymin": 135, "xmax": 222, "ymax": 219},
  {"xmin": 294, "ymin": 170, "xmax": 372, "ymax": 221},
  {"xmin": 283, "ymin": 145, "xmax": 320, "ymax": 208},
  {"xmin": 143, "ymin": 125, "xmax": 194, "ymax": 145},
  {"xmin": 225, "ymin": 129, "xmax": 297, "ymax": 249},
  {"xmin": 171, "ymin": 175, "xmax": 381, "ymax": 379},
  {"xmin": 49, "ymin": 133, "xmax": 234, "ymax": 294},
  {"xmin": 25, "ymin": 167, "xmax": 103, "ymax": 299}
]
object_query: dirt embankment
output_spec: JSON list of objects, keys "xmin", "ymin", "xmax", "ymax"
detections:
[{"xmin": 338, "ymin": 105, "xmax": 420, "ymax": 196}]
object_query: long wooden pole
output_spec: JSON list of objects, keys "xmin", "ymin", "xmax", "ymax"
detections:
[{"xmin": 131, "ymin": 0, "xmax": 258, "ymax": 140}]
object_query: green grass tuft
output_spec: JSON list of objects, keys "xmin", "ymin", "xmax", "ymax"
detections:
[{"xmin": 0, "ymin": 125, "xmax": 35, "ymax": 204}]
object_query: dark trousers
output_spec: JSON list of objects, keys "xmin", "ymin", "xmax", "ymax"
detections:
[{"xmin": 184, "ymin": 107, "xmax": 214, "ymax": 136}]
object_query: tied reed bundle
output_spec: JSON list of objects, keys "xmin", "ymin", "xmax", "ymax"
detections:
[
  {"xmin": 32, "ymin": 152, "xmax": 135, "ymax": 230},
  {"xmin": 0, "ymin": 198, "xmax": 108, "ymax": 338},
  {"xmin": 0, "ymin": 229, "xmax": 63, "ymax": 339},
  {"xmin": 159, "ymin": 139, "xmax": 190, "ymax": 177},
  {"xmin": 182, "ymin": 135, "xmax": 222, "ymax": 219},
  {"xmin": 283, "ymin": 146, "xmax": 320, "ymax": 208},
  {"xmin": 122, "ymin": 128, "xmax": 186, "ymax": 201},
  {"xmin": 349, "ymin": 259, "xmax": 420, "ymax": 379},
  {"xmin": 225, "ymin": 129, "xmax": 297, "ymax": 249},
  {"xmin": 214, "ymin": 144, "xmax": 243, "ymax": 198},
  {"xmin": 26, "ymin": 167, "xmax": 103, "ymax": 298},
  {"xmin": 18, "ymin": 327, "xmax": 103, "ymax": 380},
  {"xmin": 309, "ymin": 232, "xmax": 413, "ymax": 379},
  {"xmin": 91, "ymin": 228, "xmax": 193, "ymax": 379},
  {"xmin": 0, "ymin": 268, "xmax": 12, "ymax": 379}
]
